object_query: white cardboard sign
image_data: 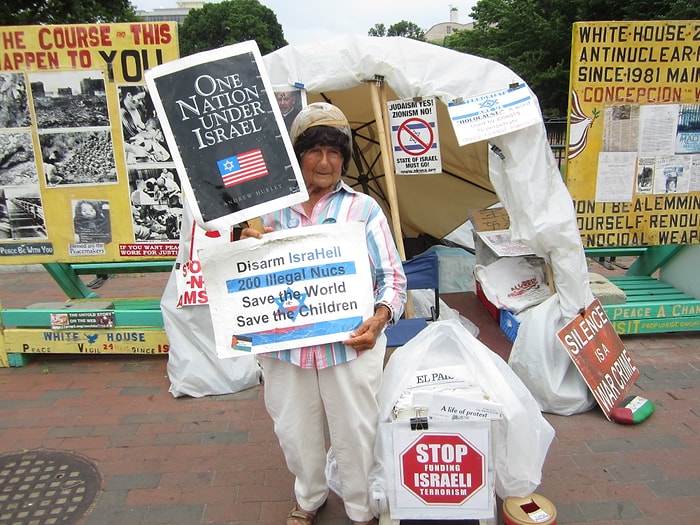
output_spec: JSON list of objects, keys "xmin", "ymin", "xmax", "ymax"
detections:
[
  {"xmin": 447, "ymin": 84, "xmax": 541, "ymax": 146},
  {"xmin": 199, "ymin": 222, "xmax": 374, "ymax": 357}
]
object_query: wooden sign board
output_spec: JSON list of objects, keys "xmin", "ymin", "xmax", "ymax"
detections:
[{"xmin": 557, "ymin": 298, "xmax": 640, "ymax": 419}]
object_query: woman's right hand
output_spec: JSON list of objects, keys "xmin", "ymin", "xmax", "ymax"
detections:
[{"xmin": 240, "ymin": 226, "xmax": 273, "ymax": 240}]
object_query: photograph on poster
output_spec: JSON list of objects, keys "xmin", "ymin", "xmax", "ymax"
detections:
[
  {"xmin": 0, "ymin": 131, "xmax": 37, "ymax": 186},
  {"xmin": 653, "ymin": 156, "xmax": 692, "ymax": 195},
  {"xmin": 29, "ymin": 71, "xmax": 109, "ymax": 129},
  {"xmin": 128, "ymin": 167, "xmax": 182, "ymax": 242},
  {"xmin": 38, "ymin": 130, "xmax": 117, "ymax": 186},
  {"xmin": 676, "ymin": 104, "xmax": 700, "ymax": 155},
  {"xmin": 273, "ymin": 87, "xmax": 306, "ymax": 131},
  {"xmin": 72, "ymin": 199, "xmax": 111, "ymax": 244},
  {"xmin": 118, "ymin": 85, "xmax": 171, "ymax": 165},
  {"xmin": 0, "ymin": 191, "xmax": 9, "ymax": 240},
  {"xmin": 1, "ymin": 187, "xmax": 47, "ymax": 240},
  {"xmin": 0, "ymin": 194, "xmax": 12, "ymax": 241},
  {"xmin": 0, "ymin": 73, "xmax": 31, "ymax": 129},
  {"xmin": 602, "ymin": 104, "xmax": 639, "ymax": 153},
  {"xmin": 635, "ymin": 157, "xmax": 654, "ymax": 195}
]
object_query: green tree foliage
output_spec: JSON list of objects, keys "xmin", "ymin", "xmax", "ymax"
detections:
[
  {"xmin": 0, "ymin": 0, "xmax": 138, "ymax": 25},
  {"xmin": 179, "ymin": 0, "xmax": 286, "ymax": 56},
  {"xmin": 444, "ymin": 0, "xmax": 700, "ymax": 116},
  {"xmin": 368, "ymin": 20, "xmax": 426, "ymax": 41},
  {"xmin": 368, "ymin": 23, "xmax": 387, "ymax": 37}
]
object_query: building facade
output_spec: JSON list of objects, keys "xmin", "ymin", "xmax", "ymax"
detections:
[
  {"xmin": 424, "ymin": 7, "xmax": 473, "ymax": 43},
  {"xmin": 136, "ymin": 1, "xmax": 205, "ymax": 24}
]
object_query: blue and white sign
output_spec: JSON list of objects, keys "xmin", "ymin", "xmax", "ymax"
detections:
[
  {"xmin": 199, "ymin": 222, "xmax": 374, "ymax": 357},
  {"xmin": 447, "ymin": 84, "xmax": 541, "ymax": 146}
]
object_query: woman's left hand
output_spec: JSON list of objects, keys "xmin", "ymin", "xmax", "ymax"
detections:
[{"xmin": 343, "ymin": 308, "xmax": 390, "ymax": 351}]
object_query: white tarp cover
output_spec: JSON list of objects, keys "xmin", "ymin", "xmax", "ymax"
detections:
[
  {"xmin": 264, "ymin": 35, "xmax": 593, "ymax": 318},
  {"xmin": 264, "ymin": 36, "xmax": 596, "ymax": 414}
]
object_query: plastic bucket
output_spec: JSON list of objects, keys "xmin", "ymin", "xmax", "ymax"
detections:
[{"xmin": 503, "ymin": 493, "xmax": 557, "ymax": 525}]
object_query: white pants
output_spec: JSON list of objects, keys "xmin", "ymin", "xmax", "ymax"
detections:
[{"xmin": 260, "ymin": 339, "xmax": 385, "ymax": 522}]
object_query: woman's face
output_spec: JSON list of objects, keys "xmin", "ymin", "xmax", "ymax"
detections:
[
  {"xmin": 80, "ymin": 203, "xmax": 97, "ymax": 219},
  {"xmin": 300, "ymin": 145, "xmax": 343, "ymax": 195},
  {"xmin": 124, "ymin": 92, "xmax": 141, "ymax": 111}
]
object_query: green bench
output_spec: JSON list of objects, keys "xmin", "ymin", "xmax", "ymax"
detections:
[{"xmin": 586, "ymin": 245, "xmax": 700, "ymax": 334}]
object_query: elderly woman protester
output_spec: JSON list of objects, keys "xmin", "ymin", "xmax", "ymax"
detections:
[{"xmin": 240, "ymin": 102, "xmax": 407, "ymax": 525}]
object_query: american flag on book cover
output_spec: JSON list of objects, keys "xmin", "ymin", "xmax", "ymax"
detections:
[{"xmin": 217, "ymin": 149, "xmax": 268, "ymax": 188}]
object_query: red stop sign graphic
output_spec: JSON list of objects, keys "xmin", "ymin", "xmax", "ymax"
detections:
[{"xmin": 400, "ymin": 432, "xmax": 485, "ymax": 505}]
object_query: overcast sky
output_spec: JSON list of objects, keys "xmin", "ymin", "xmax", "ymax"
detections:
[{"xmin": 133, "ymin": 1, "xmax": 476, "ymax": 46}]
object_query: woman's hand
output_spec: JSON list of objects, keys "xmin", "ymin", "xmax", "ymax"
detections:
[
  {"xmin": 343, "ymin": 305, "xmax": 391, "ymax": 351},
  {"xmin": 239, "ymin": 226, "xmax": 273, "ymax": 240}
]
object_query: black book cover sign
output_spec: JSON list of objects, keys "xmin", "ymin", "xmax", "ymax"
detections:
[{"xmin": 145, "ymin": 41, "xmax": 307, "ymax": 230}]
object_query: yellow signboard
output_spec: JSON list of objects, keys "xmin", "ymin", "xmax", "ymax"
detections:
[
  {"xmin": 566, "ymin": 21, "xmax": 700, "ymax": 248},
  {"xmin": 4, "ymin": 326, "xmax": 169, "ymax": 355},
  {"xmin": 0, "ymin": 23, "xmax": 180, "ymax": 264}
]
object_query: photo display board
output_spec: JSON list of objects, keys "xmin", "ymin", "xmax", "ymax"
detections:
[
  {"xmin": 566, "ymin": 20, "xmax": 700, "ymax": 248},
  {"xmin": 0, "ymin": 22, "xmax": 180, "ymax": 264}
]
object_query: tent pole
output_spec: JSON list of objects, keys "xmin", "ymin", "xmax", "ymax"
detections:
[
  {"xmin": 369, "ymin": 77, "xmax": 405, "ymax": 260},
  {"xmin": 369, "ymin": 77, "xmax": 415, "ymax": 319}
]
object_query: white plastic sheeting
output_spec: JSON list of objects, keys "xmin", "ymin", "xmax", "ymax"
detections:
[
  {"xmin": 264, "ymin": 35, "xmax": 592, "ymax": 317},
  {"xmin": 264, "ymin": 36, "xmax": 595, "ymax": 413}
]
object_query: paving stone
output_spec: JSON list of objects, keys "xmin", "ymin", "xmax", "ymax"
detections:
[
  {"xmin": 82, "ymin": 506, "xmax": 149, "ymax": 525},
  {"xmin": 586, "ymin": 434, "xmax": 686, "ymax": 453},
  {"xmin": 605, "ymin": 463, "xmax": 665, "ymax": 483},
  {"xmin": 144, "ymin": 504, "xmax": 205, "ymax": 524},
  {"xmin": 40, "ymin": 388, "xmax": 85, "ymax": 399},
  {"xmin": 647, "ymin": 478, "xmax": 700, "ymax": 498},
  {"xmin": 576, "ymin": 499, "xmax": 643, "ymax": 521},
  {"xmin": 119, "ymin": 386, "xmax": 163, "ymax": 396},
  {"xmin": 105, "ymin": 472, "xmax": 163, "ymax": 490}
]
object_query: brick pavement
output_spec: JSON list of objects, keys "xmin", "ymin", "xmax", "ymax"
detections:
[{"xmin": 1, "ymin": 267, "xmax": 699, "ymax": 524}]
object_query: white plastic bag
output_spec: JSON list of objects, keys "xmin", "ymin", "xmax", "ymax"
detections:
[
  {"xmin": 161, "ymin": 204, "xmax": 262, "ymax": 398},
  {"xmin": 508, "ymin": 294, "xmax": 596, "ymax": 415},
  {"xmin": 411, "ymin": 288, "xmax": 479, "ymax": 338},
  {"xmin": 374, "ymin": 319, "xmax": 555, "ymax": 501},
  {"xmin": 474, "ymin": 256, "xmax": 550, "ymax": 313},
  {"xmin": 162, "ymin": 269, "xmax": 262, "ymax": 397}
]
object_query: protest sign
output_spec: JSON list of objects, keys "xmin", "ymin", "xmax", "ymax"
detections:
[
  {"xmin": 199, "ymin": 222, "xmax": 374, "ymax": 357},
  {"xmin": 174, "ymin": 210, "xmax": 231, "ymax": 308},
  {"xmin": 557, "ymin": 298, "xmax": 640, "ymax": 419},
  {"xmin": 387, "ymin": 97, "xmax": 442, "ymax": 175},
  {"xmin": 145, "ymin": 40, "xmax": 307, "ymax": 231},
  {"xmin": 388, "ymin": 421, "xmax": 493, "ymax": 520},
  {"xmin": 447, "ymin": 84, "xmax": 541, "ymax": 146}
]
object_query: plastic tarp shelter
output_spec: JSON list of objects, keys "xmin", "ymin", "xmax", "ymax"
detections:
[
  {"xmin": 264, "ymin": 35, "xmax": 593, "ymax": 318},
  {"xmin": 264, "ymin": 36, "xmax": 596, "ymax": 414}
]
